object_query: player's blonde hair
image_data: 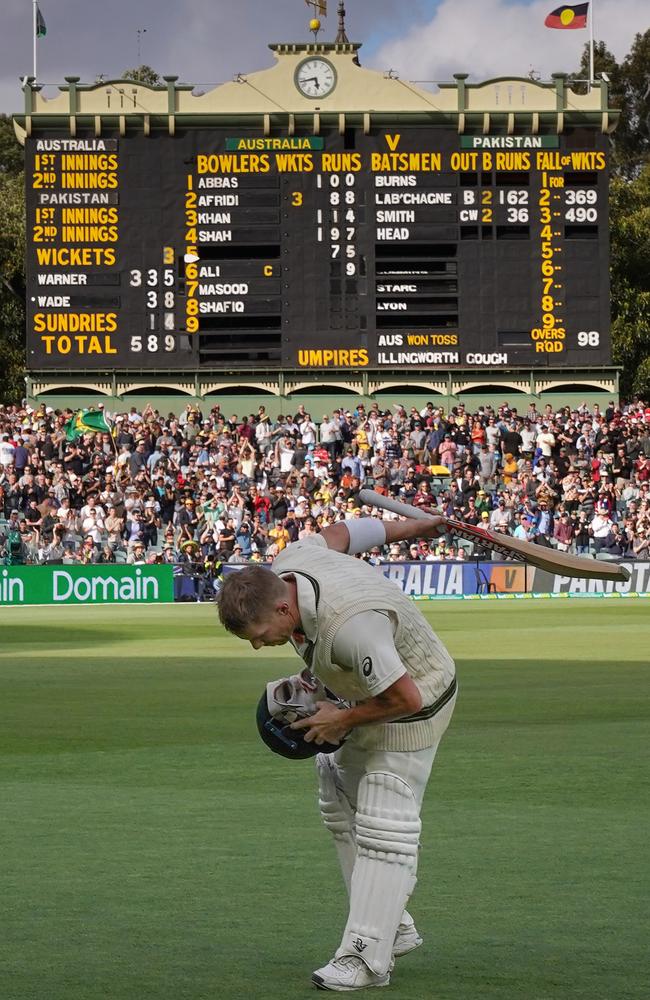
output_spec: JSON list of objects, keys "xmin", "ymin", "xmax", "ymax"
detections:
[{"xmin": 217, "ymin": 565, "xmax": 286, "ymax": 634}]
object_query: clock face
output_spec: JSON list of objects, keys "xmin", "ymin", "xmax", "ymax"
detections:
[{"xmin": 295, "ymin": 58, "xmax": 337, "ymax": 99}]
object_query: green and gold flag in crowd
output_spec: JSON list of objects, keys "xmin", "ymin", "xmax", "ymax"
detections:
[{"xmin": 64, "ymin": 408, "xmax": 111, "ymax": 441}]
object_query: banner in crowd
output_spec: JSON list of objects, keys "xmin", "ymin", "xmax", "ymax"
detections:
[
  {"xmin": 379, "ymin": 559, "xmax": 649, "ymax": 596},
  {"xmin": 5, "ymin": 560, "xmax": 647, "ymax": 607},
  {"xmin": 530, "ymin": 561, "xmax": 650, "ymax": 595},
  {"xmin": 375, "ymin": 560, "xmax": 533, "ymax": 596},
  {"xmin": 223, "ymin": 559, "xmax": 650, "ymax": 598},
  {"xmin": 222, "ymin": 560, "xmax": 533, "ymax": 596},
  {"xmin": 0, "ymin": 565, "xmax": 174, "ymax": 606}
]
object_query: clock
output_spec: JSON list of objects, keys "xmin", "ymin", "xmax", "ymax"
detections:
[{"xmin": 295, "ymin": 58, "xmax": 337, "ymax": 99}]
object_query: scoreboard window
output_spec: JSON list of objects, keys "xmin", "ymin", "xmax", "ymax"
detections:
[{"xmin": 25, "ymin": 126, "xmax": 610, "ymax": 372}]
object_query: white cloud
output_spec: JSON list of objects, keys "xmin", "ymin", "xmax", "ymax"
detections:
[
  {"xmin": 372, "ymin": 0, "xmax": 649, "ymax": 83},
  {"xmin": 0, "ymin": 0, "xmax": 400, "ymax": 114},
  {"xmin": 1, "ymin": 0, "xmax": 647, "ymax": 116}
]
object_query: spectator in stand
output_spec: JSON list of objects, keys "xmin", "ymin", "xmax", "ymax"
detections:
[
  {"xmin": 176, "ymin": 497, "xmax": 199, "ymax": 544},
  {"xmin": 484, "ymin": 415, "xmax": 500, "ymax": 451},
  {"xmin": 477, "ymin": 444, "xmax": 498, "ymax": 489},
  {"xmin": 632, "ymin": 527, "xmax": 649, "ymax": 559},
  {"xmin": 553, "ymin": 512, "xmax": 574, "ymax": 552},
  {"xmin": 514, "ymin": 513, "xmax": 535, "ymax": 542},
  {"xmin": 235, "ymin": 521, "xmax": 253, "ymax": 558},
  {"xmin": 268, "ymin": 518, "xmax": 290, "ymax": 555},
  {"xmin": 537, "ymin": 424, "xmax": 556, "ymax": 460},
  {"xmin": 124, "ymin": 508, "xmax": 146, "ymax": 551},
  {"xmin": 438, "ymin": 433, "xmax": 457, "ymax": 473},
  {"xmin": 319, "ymin": 414, "xmax": 338, "ymax": 462},
  {"xmin": 601, "ymin": 523, "xmax": 627, "ymax": 557},
  {"xmin": 588, "ymin": 505, "xmax": 614, "ymax": 553},
  {"xmin": 411, "ymin": 481, "xmax": 435, "ymax": 511},
  {"xmin": 489, "ymin": 497, "xmax": 512, "ymax": 533},
  {"xmin": 79, "ymin": 536, "xmax": 98, "ymax": 564},
  {"xmin": 228, "ymin": 544, "xmax": 248, "ymax": 565},
  {"xmin": 141, "ymin": 498, "xmax": 160, "ymax": 548},
  {"xmin": 501, "ymin": 453, "xmax": 519, "ymax": 487},
  {"xmin": 572, "ymin": 512, "xmax": 590, "ymax": 554},
  {"xmin": 532, "ymin": 499, "xmax": 553, "ymax": 546},
  {"xmin": 501, "ymin": 420, "xmax": 522, "ymax": 459},
  {"xmin": 341, "ymin": 448, "xmax": 365, "ymax": 482},
  {"xmin": 470, "ymin": 418, "xmax": 487, "ymax": 456},
  {"xmin": 126, "ymin": 540, "xmax": 147, "ymax": 565}
]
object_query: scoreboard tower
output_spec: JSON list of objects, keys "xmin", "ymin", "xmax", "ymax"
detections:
[{"xmin": 14, "ymin": 34, "xmax": 620, "ymax": 401}]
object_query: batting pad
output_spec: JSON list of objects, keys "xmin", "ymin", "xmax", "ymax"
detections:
[
  {"xmin": 317, "ymin": 754, "xmax": 357, "ymax": 894},
  {"xmin": 336, "ymin": 771, "xmax": 420, "ymax": 975}
]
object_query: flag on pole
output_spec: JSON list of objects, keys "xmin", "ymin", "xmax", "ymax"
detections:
[
  {"xmin": 305, "ymin": 0, "xmax": 327, "ymax": 15},
  {"xmin": 64, "ymin": 409, "xmax": 111, "ymax": 442},
  {"xmin": 544, "ymin": 3, "xmax": 589, "ymax": 29},
  {"xmin": 35, "ymin": 5, "xmax": 47, "ymax": 37}
]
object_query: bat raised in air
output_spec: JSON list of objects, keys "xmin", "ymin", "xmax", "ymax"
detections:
[{"xmin": 358, "ymin": 488, "xmax": 631, "ymax": 583}]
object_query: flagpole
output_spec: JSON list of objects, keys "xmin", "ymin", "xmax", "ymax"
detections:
[
  {"xmin": 588, "ymin": 0, "xmax": 595, "ymax": 89},
  {"xmin": 33, "ymin": 0, "xmax": 37, "ymax": 78}
]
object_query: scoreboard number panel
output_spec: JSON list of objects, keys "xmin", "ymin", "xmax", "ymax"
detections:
[{"xmin": 25, "ymin": 128, "xmax": 610, "ymax": 371}]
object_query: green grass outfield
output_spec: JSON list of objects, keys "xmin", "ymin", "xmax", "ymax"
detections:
[{"xmin": 0, "ymin": 601, "xmax": 648, "ymax": 1000}]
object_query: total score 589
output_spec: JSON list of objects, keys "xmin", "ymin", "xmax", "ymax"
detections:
[{"xmin": 128, "ymin": 247, "xmax": 176, "ymax": 353}]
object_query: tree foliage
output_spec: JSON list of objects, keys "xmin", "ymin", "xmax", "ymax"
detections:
[
  {"xmin": 0, "ymin": 170, "xmax": 27, "ymax": 400},
  {"xmin": 574, "ymin": 29, "xmax": 650, "ymax": 398},
  {"xmin": 0, "ymin": 115, "xmax": 25, "ymax": 400},
  {"xmin": 575, "ymin": 32, "xmax": 650, "ymax": 176},
  {"xmin": 609, "ymin": 165, "xmax": 650, "ymax": 398},
  {"xmin": 120, "ymin": 65, "xmax": 162, "ymax": 86},
  {"xmin": 0, "ymin": 115, "xmax": 25, "ymax": 176}
]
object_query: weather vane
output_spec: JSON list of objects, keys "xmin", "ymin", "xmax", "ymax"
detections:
[{"xmin": 305, "ymin": 0, "xmax": 327, "ymax": 41}]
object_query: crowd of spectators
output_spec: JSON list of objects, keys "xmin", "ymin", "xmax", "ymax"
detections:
[{"xmin": 1, "ymin": 396, "xmax": 649, "ymax": 593}]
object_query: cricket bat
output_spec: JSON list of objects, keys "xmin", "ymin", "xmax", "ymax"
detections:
[{"xmin": 358, "ymin": 488, "xmax": 631, "ymax": 583}]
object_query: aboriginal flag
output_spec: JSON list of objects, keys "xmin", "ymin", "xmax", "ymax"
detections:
[{"xmin": 545, "ymin": 3, "xmax": 589, "ymax": 29}]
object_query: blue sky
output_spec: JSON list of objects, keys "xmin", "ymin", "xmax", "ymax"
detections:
[{"xmin": 1, "ymin": 0, "xmax": 648, "ymax": 113}]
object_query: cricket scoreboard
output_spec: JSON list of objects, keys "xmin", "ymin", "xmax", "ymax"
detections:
[{"xmin": 25, "ymin": 126, "xmax": 611, "ymax": 372}]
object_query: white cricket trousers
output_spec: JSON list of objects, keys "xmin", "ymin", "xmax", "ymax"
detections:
[{"xmin": 323, "ymin": 693, "xmax": 456, "ymax": 973}]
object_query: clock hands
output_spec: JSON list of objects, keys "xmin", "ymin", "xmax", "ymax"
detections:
[{"xmin": 296, "ymin": 59, "xmax": 335, "ymax": 95}]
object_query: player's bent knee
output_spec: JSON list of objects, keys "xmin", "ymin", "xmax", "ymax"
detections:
[{"xmin": 354, "ymin": 771, "xmax": 420, "ymax": 865}]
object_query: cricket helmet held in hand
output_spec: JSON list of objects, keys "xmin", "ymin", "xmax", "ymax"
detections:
[{"xmin": 256, "ymin": 668, "xmax": 347, "ymax": 760}]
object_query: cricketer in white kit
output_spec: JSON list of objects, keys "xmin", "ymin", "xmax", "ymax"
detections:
[{"xmin": 217, "ymin": 512, "xmax": 457, "ymax": 991}]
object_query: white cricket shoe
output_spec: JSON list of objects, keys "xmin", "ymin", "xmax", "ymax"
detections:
[
  {"xmin": 312, "ymin": 956, "xmax": 391, "ymax": 991},
  {"xmin": 393, "ymin": 921, "xmax": 423, "ymax": 958}
]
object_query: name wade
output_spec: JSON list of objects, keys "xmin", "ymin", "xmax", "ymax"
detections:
[{"xmin": 35, "ymin": 295, "xmax": 71, "ymax": 307}]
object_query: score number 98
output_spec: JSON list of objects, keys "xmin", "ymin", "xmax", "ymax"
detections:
[{"xmin": 577, "ymin": 331, "xmax": 600, "ymax": 347}]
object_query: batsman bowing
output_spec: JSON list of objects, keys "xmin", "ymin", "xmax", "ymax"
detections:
[{"xmin": 218, "ymin": 511, "xmax": 457, "ymax": 992}]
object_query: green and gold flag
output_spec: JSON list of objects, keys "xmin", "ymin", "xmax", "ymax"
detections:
[
  {"xmin": 64, "ymin": 409, "xmax": 111, "ymax": 441},
  {"xmin": 35, "ymin": 5, "xmax": 47, "ymax": 38}
]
